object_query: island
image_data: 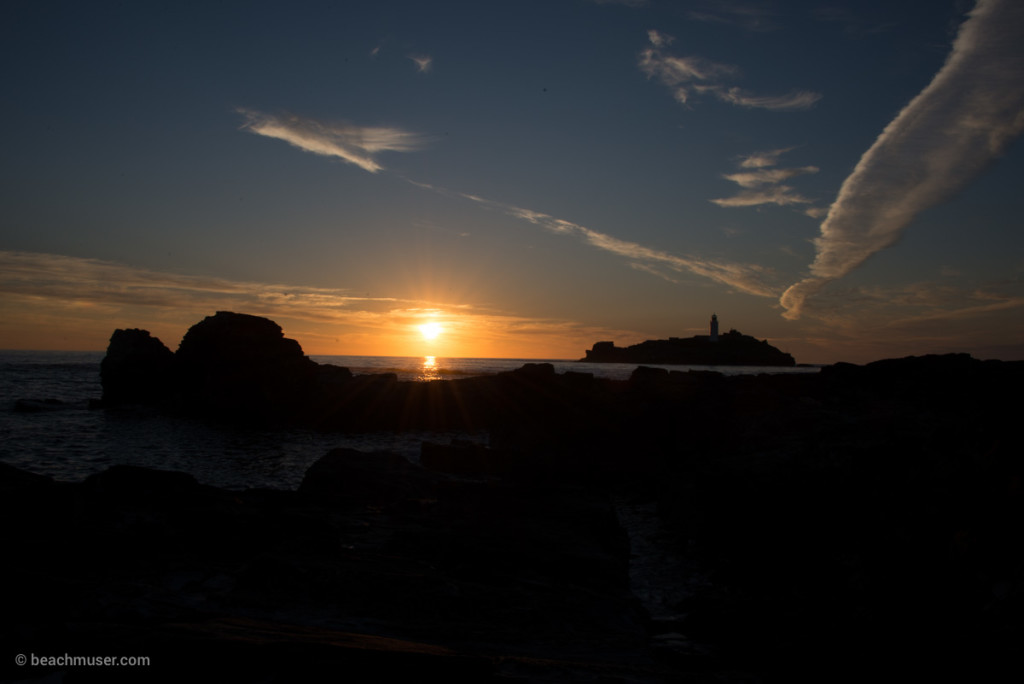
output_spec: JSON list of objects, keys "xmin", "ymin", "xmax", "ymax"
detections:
[{"xmin": 581, "ymin": 314, "xmax": 796, "ymax": 366}]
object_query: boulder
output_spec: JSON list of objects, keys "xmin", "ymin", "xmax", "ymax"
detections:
[
  {"xmin": 297, "ymin": 448, "xmax": 425, "ymax": 508},
  {"xmin": 82, "ymin": 464, "xmax": 201, "ymax": 503},
  {"xmin": 174, "ymin": 311, "xmax": 319, "ymax": 420},
  {"xmin": 100, "ymin": 328, "xmax": 175, "ymax": 404}
]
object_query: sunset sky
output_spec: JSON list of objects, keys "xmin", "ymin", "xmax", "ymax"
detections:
[{"xmin": 2, "ymin": 0, "xmax": 1023, "ymax": 363}]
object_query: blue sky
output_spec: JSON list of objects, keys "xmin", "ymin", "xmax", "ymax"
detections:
[{"xmin": 2, "ymin": 0, "xmax": 1022, "ymax": 362}]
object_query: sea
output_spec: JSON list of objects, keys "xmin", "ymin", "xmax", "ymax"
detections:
[{"xmin": 0, "ymin": 350, "xmax": 818, "ymax": 491}]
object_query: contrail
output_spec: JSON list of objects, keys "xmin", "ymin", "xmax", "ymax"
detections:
[
  {"xmin": 241, "ymin": 110, "xmax": 780, "ymax": 298},
  {"xmin": 781, "ymin": 0, "xmax": 1024, "ymax": 320}
]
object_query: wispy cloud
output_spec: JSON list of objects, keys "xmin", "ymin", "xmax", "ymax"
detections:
[
  {"xmin": 237, "ymin": 109, "xmax": 428, "ymax": 173},
  {"xmin": 239, "ymin": 113, "xmax": 779, "ymax": 299},
  {"xmin": 776, "ymin": 277, "xmax": 1024, "ymax": 362},
  {"xmin": 723, "ymin": 167, "xmax": 819, "ymax": 189},
  {"xmin": 0, "ymin": 251, "xmax": 637, "ymax": 357},
  {"xmin": 781, "ymin": 0, "xmax": 1024, "ymax": 320},
  {"xmin": 639, "ymin": 32, "xmax": 821, "ymax": 110},
  {"xmin": 646, "ymin": 29, "xmax": 672, "ymax": 48},
  {"xmin": 715, "ymin": 88, "xmax": 822, "ymax": 110},
  {"xmin": 0, "ymin": 250, "xmax": 398, "ymax": 320},
  {"xmin": 409, "ymin": 54, "xmax": 432, "ymax": 73},
  {"xmin": 443, "ymin": 191, "xmax": 781, "ymax": 297},
  {"xmin": 739, "ymin": 148, "xmax": 792, "ymax": 168},
  {"xmin": 711, "ymin": 150, "xmax": 819, "ymax": 208},
  {"xmin": 711, "ymin": 187, "xmax": 811, "ymax": 208}
]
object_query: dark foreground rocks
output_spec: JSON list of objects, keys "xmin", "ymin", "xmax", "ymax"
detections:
[
  {"xmin": 51, "ymin": 312, "xmax": 1024, "ymax": 681},
  {"xmin": 0, "ymin": 453, "xmax": 676, "ymax": 683}
]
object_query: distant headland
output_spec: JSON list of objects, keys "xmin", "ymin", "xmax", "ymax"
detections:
[{"xmin": 581, "ymin": 314, "xmax": 796, "ymax": 366}]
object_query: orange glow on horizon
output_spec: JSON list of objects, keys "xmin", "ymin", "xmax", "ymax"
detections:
[
  {"xmin": 283, "ymin": 307, "xmax": 596, "ymax": 360},
  {"xmin": 5, "ymin": 284, "xmax": 950, "ymax": 365}
]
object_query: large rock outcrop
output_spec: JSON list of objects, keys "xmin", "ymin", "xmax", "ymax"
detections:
[
  {"xmin": 100, "ymin": 328, "xmax": 175, "ymax": 404},
  {"xmin": 100, "ymin": 312, "xmax": 325, "ymax": 421},
  {"xmin": 174, "ymin": 311, "xmax": 319, "ymax": 419}
]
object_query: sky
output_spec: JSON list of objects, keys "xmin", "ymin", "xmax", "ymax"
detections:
[{"xmin": 2, "ymin": 0, "xmax": 1023, "ymax": 364}]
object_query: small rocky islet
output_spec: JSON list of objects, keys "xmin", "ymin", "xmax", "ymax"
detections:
[
  {"xmin": 581, "ymin": 314, "xmax": 796, "ymax": 366},
  {"xmin": 3, "ymin": 311, "xmax": 1022, "ymax": 682}
]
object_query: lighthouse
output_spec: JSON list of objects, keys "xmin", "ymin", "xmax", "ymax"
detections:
[{"xmin": 710, "ymin": 313, "xmax": 719, "ymax": 342}]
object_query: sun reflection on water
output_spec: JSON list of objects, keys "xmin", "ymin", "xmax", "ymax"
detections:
[{"xmin": 418, "ymin": 355, "xmax": 442, "ymax": 382}]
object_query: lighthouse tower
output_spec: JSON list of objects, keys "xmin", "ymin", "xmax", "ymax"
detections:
[{"xmin": 710, "ymin": 313, "xmax": 719, "ymax": 342}]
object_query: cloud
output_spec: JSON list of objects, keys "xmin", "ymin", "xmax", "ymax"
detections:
[
  {"xmin": 638, "ymin": 46, "xmax": 736, "ymax": 106},
  {"xmin": 409, "ymin": 54, "xmax": 432, "ymax": 73},
  {"xmin": 403, "ymin": 180, "xmax": 779, "ymax": 297},
  {"xmin": 646, "ymin": 29, "xmax": 672, "ymax": 48},
  {"xmin": 711, "ymin": 150, "xmax": 819, "ymax": 208},
  {"xmin": 237, "ymin": 109, "xmax": 428, "ymax": 173},
  {"xmin": 639, "ymin": 32, "xmax": 821, "ymax": 110},
  {"xmin": 781, "ymin": 0, "xmax": 1024, "ymax": 320},
  {"xmin": 0, "ymin": 250, "xmax": 399, "ymax": 320},
  {"xmin": 238, "ymin": 114, "xmax": 779, "ymax": 299},
  {"xmin": 710, "ymin": 187, "xmax": 812, "ymax": 208},
  {"xmin": 739, "ymin": 148, "xmax": 793, "ymax": 168},
  {"xmin": 715, "ymin": 88, "xmax": 823, "ymax": 111},
  {"xmin": 0, "ymin": 251, "xmax": 640, "ymax": 358},
  {"xmin": 781, "ymin": 279, "xmax": 1024, "ymax": 360},
  {"xmin": 454, "ymin": 193, "xmax": 780, "ymax": 297},
  {"xmin": 723, "ymin": 166, "xmax": 820, "ymax": 188}
]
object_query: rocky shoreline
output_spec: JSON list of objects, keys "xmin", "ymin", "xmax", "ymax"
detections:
[{"xmin": 3, "ymin": 311, "xmax": 1022, "ymax": 682}]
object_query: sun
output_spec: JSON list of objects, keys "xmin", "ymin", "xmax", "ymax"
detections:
[{"xmin": 419, "ymin": 322, "xmax": 443, "ymax": 341}]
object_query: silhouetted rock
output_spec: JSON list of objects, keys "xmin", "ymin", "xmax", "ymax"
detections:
[
  {"xmin": 0, "ymin": 461, "xmax": 54, "ymax": 491},
  {"xmin": 0, "ymin": 453, "xmax": 656, "ymax": 682},
  {"xmin": 83, "ymin": 463, "xmax": 201, "ymax": 502},
  {"xmin": 298, "ymin": 447, "xmax": 426, "ymax": 507},
  {"xmin": 583, "ymin": 329, "xmax": 796, "ymax": 366},
  {"xmin": 649, "ymin": 353, "xmax": 1024, "ymax": 682},
  {"xmin": 100, "ymin": 327, "xmax": 175, "ymax": 404},
  {"xmin": 37, "ymin": 329, "xmax": 1024, "ymax": 680},
  {"xmin": 174, "ymin": 311, "xmax": 320, "ymax": 420},
  {"xmin": 628, "ymin": 365, "xmax": 671, "ymax": 387}
]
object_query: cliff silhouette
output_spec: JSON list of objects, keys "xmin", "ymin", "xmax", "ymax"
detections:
[{"xmin": 582, "ymin": 328, "xmax": 796, "ymax": 366}]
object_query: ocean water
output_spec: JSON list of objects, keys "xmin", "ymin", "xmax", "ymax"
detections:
[
  {"xmin": 309, "ymin": 354, "xmax": 817, "ymax": 382},
  {"xmin": 1, "ymin": 351, "xmax": 817, "ymax": 490}
]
